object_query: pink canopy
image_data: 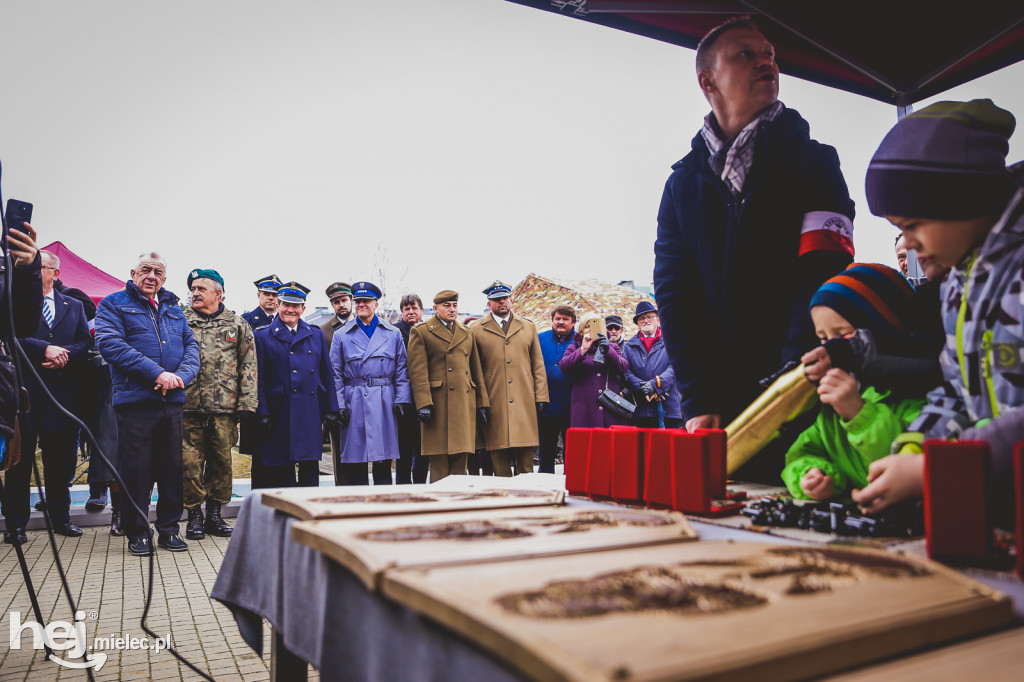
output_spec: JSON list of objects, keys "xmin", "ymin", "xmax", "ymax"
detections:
[{"xmin": 41, "ymin": 241, "xmax": 124, "ymax": 305}]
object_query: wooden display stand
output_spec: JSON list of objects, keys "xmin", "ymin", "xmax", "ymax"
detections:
[
  {"xmin": 383, "ymin": 541, "xmax": 1012, "ymax": 682},
  {"xmin": 828, "ymin": 626, "xmax": 1024, "ymax": 681},
  {"xmin": 261, "ymin": 483, "xmax": 564, "ymax": 521},
  {"xmin": 290, "ymin": 505, "xmax": 697, "ymax": 590},
  {"xmin": 923, "ymin": 440, "xmax": 992, "ymax": 565}
]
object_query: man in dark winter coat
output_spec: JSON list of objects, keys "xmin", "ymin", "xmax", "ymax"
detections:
[
  {"xmin": 394, "ymin": 293, "xmax": 427, "ymax": 483},
  {"xmin": 653, "ymin": 17, "xmax": 855, "ymax": 477},
  {"xmin": 4, "ymin": 250, "xmax": 91, "ymax": 540},
  {"xmin": 0, "ymin": 220, "xmax": 42, "ymax": 546},
  {"xmin": 95, "ymin": 252, "xmax": 200, "ymax": 556},
  {"xmin": 622, "ymin": 301, "xmax": 682, "ymax": 429}
]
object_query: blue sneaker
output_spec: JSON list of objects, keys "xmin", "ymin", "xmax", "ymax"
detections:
[
  {"xmin": 85, "ymin": 488, "xmax": 108, "ymax": 512},
  {"xmin": 128, "ymin": 537, "xmax": 153, "ymax": 557}
]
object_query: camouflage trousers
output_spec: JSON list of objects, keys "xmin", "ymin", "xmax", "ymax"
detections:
[{"xmin": 183, "ymin": 413, "xmax": 235, "ymax": 509}]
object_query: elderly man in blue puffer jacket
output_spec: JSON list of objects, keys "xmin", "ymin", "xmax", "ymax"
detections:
[
  {"xmin": 95, "ymin": 251, "xmax": 199, "ymax": 557},
  {"xmin": 622, "ymin": 301, "xmax": 683, "ymax": 429}
]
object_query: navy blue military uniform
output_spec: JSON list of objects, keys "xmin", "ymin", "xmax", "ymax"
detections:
[
  {"xmin": 253, "ymin": 282, "xmax": 339, "ymax": 488},
  {"xmin": 240, "ymin": 274, "xmax": 281, "ymax": 463},
  {"xmin": 241, "ymin": 306, "xmax": 274, "ymax": 330}
]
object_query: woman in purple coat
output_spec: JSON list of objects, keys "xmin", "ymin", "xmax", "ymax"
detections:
[{"xmin": 558, "ymin": 313, "xmax": 630, "ymax": 428}]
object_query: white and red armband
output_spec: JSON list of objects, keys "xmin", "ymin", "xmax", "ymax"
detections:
[{"xmin": 799, "ymin": 211, "xmax": 854, "ymax": 257}]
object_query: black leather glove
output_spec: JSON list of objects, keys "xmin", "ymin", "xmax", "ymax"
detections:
[
  {"xmin": 417, "ymin": 406, "xmax": 433, "ymax": 423},
  {"xmin": 322, "ymin": 411, "xmax": 341, "ymax": 428},
  {"xmin": 393, "ymin": 403, "xmax": 410, "ymax": 420},
  {"xmin": 592, "ymin": 333, "xmax": 609, "ymax": 366},
  {"xmin": 236, "ymin": 409, "xmax": 257, "ymax": 426},
  {"xmin": 257, "ymin": 415, "xmax": 272, "ymax": 439},
  {"xmin": 477, "ymin": 406, "xmax": 490, "ymax": 425},
  {"xmin": 638, "ymin": 381, "xmax": 656, "ymax": 397},
  {"xmin": 338, "ymin": 407, "xmax": 351, "ymax": 428},
  {"xmin": 535, "ymin": 402, "xmax": 547, "ymax": 417}
]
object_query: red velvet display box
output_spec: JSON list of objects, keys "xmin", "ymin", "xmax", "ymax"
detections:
[
  {"xmin": 563, "ymin": 428, "xmax": 593, "ymax": 497},
  {"xmin": 586, "ymin": 429, "xmax": 614, "ymax": 499},
  {"xmin": 1015, "ymin": 442, "xmax": 1024, "ymax": 579},
  {"xmin": 924, "ymin": 440, "xmax": 992, "ymax": 565},
  {"xmin": 643, "ymin": 430, "xmax": 677, "ymax": 509},
  {"xmin": 608, "ymin": 426, "xmax": 643, "ymax": 504}
]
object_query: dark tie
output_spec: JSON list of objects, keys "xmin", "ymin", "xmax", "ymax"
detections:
[
  {"xmin": 500, "ymin": 318, "xmax": 508, "ymax": 334},
  {"xmin": 291, "ymin": 327, "xmax": 297, "ymax": 336}
]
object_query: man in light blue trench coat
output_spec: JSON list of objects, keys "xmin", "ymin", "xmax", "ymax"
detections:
[{"xmin": 330, "ymin": 282, "xmax": 412, "ymax": 485}]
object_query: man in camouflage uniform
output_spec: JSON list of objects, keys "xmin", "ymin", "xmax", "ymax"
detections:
[{"xmin": 182, "ymin": 269, "xmax": 257, "ymax": 539}]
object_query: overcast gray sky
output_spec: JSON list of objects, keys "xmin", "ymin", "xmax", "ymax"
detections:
[{"xmin": 2, "ymin": 0, "xmax": 1022, "ymax": 315}]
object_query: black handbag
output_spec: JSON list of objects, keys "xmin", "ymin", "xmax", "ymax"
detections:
[{"xmin": 597, "ymin": 372, "xmax": 635, "ymax": 420}]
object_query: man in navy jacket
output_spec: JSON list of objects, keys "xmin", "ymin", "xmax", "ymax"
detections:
[
  {"xmin": 95, "ymin": 252, "xmax": 199, "ymax": 556},
  {"xmin": 653, "ymin": 17, "xmax": 854, "ymax": 478},
  {"xmin": 537, "ymin": 305, "xmax": 576, "ymax": 473},
  {"xmin": 3, "ymin": 250, "xmax": 89, "ymax": 538}
]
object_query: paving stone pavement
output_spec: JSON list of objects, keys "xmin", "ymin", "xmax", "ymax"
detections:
[{"xmin": 1, "ymin": 526, "xmax": 320, "ymax": 681}]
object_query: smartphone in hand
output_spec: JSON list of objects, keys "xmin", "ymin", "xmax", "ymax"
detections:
[
  {"xmin": 4, "ymin": 199, "xmax": 34, "ymax": 263},
  {"xmin": 4, "ymin": 199, "xmax": 32, "ymax": 241}
]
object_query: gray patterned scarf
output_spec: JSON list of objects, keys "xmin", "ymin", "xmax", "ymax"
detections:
[{"xmin": 701, "ymin": 101, "xmax": 784, "ymax": 197}]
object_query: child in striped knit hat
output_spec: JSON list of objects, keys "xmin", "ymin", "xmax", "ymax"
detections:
[
  {"xmin": 853, "ymin": 99, "xmax": 1022, "ymax": 520},
  {"xmin": 782, "ymin": 263, "xmax": 927, "ymax": 501}
]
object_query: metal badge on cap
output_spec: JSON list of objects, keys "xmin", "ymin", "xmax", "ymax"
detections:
[{"xmin": 277, "ymin": 281, "xmax": 310, "ymax": 304}]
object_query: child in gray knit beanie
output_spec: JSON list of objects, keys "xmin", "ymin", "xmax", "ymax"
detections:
[{"xmin": 853, "ymin": 99, "xmax": 1023, "ymax": 525}]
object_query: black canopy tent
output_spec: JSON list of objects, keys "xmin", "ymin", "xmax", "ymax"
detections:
[{"xmin": 506, "ymin": 1, "xmax": 1024, "ymax": 107}]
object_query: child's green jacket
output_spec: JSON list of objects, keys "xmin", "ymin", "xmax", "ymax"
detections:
[{"xmin": 782, "ymin": 386, "xmax": 926, "ymax": 499}]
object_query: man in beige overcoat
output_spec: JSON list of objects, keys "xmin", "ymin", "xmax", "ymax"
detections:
[
  {"xmin": 408, "ymin": 290, "xmax": 490, "ymax": 482},
  {"xmin": 470, "ymin": 281, "xmax": 548, "ymax": 477}
]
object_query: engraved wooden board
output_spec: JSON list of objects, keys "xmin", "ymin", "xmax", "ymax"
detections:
[
  {"xmin": 260, "ymin": 484, "xmax": 564, "ymax": 520},
  {"xmin": 382, "ymin": 541, "xmax": 1012, "ymax": 682},
  {"xmin": 825, "ymin": 626, "xmax": 1024, "ymax": 681},
  {"xmin": 428, "ymin": 473, "xmax": 566, "ymax": 492},
  {"xmin": 290, "ymin": 506, "xmax": 697, "ymax": 590}
]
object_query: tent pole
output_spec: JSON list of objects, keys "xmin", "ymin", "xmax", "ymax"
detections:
[{"xmin": 896, "ymin": 103, "xmax": 925, "ymax": 281}]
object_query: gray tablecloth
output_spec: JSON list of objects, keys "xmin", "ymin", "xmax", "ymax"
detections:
[
  {"xmin": 211, "ymin": 492, "xmax": 523, "ymax": 681},
  {"xmin": 213, "ymin": 492, "xmax": 1024, "ymax": 680}
]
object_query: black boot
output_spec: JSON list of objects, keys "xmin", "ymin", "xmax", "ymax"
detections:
[
  {"xmin": 204, "ymin": 501, "xmax": 233, "ymax": 537},
  {"xmin": 109, "ymin": 490, "xmax": 124, "ymax": 537},
  {"xmin": 185, "ymin": 507, "xmax": 205, "ymax": 540}
]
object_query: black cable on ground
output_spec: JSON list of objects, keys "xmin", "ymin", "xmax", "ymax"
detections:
[
  {"xmin": 0, "ymin": 475, "xmax": 54, "ymax": 659},
  {"xmin": 1, "ymin": 175, "xmax": 216, "ymax": 681}
]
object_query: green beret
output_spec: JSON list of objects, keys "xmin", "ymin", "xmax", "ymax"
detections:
[
  {"xmin": 188, "ymin": 268, "xmax": 225, "ymax": 290},
  {"xmin": 433, "ymin": 290, "xmax": 459, "ymax": 305}
]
